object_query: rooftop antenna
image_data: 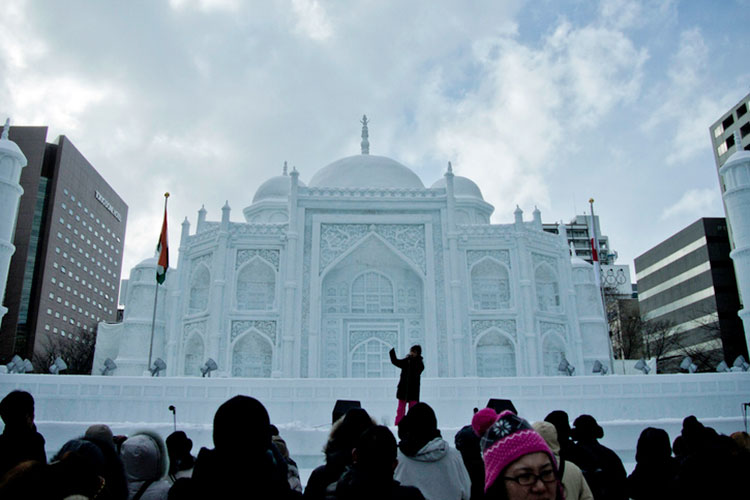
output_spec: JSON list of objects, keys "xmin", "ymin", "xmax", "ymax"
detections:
[
  {"xmin": 360, "ymin": 114, "xmax": 369, "ymax": 155},
  {"xmin": 2, "ymin": 118, "xmax": 9, "ymax": 140}
]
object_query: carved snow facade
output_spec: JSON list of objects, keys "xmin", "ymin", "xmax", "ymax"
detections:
[{"xmin": 96, "ymin": 133, "xmax": 610, "ymax": 378}]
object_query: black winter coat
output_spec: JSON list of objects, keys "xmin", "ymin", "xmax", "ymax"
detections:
[
  {"xmin": 188, "ymin": 446, "xmax": 301, "ymax": 499},
  {"xmin": 0, "ymin": 424, "xmax": 46, "ymax": 478},
  {"xmin": 389, "ymin": 349, "xmax": 424, "ymax": 401},
  {"xmin": 326, "ymin": 466, "xmax": 425, "ymax": 500}
]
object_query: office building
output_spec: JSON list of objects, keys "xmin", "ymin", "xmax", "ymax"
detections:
[
  {"xmin": 0, "ymin": 126, "xmax": 128, "ymax": 370},
  {"xmin": 543, "ymin": 214, "xmax": 616, "ymax": 265},
  {"xmin": 634, "ymin": 218, "xmax": 746, "ymax": 372}
]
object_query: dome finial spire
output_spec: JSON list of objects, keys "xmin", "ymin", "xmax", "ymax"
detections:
[
  {"xmin": 735, "ymin": 130, "xmax": 743, "ymax": 153},
  {"xmin": 360, "ymin": 115, "xmax": 369, "ymax": 155},
  {"xmin": 1, "ymin": 118, "xmax": 9, "ymax": 140},
  {"xmin": 283, "ymin": 161, "xmax": 288, "ymax": 176}
]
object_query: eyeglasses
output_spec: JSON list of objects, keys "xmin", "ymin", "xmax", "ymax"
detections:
[{"xmin": 503, "ymin": 469, "xmax": 557, "ymax": 486}]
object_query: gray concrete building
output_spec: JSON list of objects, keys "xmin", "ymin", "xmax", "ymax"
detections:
[
  {"xmin": 542, "ymin": 214, "xmax": 616, "ymax": 265},
  {"xmin": 0, "ymin": 127, "xmax": 127, "ymax": 371},
  {"xmin": 634, "ymin": 218, "xmax": 746, "ymax": 372}
]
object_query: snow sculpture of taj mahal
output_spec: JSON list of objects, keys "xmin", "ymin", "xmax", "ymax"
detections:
[{"xmin": 94, "ymin": 117, "xmax": 611, "ymax": 378}]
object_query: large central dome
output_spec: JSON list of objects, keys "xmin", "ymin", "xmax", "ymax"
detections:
[{"xmin": 308, "ymin": 154, "xmax": 425, "ymax": 189}]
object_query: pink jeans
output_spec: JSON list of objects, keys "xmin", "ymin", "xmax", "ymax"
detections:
[{"xmin": 395, "ymin": 399, "xmax": 418, "ymax": 425}]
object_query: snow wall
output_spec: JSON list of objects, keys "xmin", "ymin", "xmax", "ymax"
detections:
[{"xmin": 1, "ymin": 373, "xmax": 748, "ymax": 473}]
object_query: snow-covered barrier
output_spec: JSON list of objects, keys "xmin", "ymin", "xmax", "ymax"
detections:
[{"xmin": 1, "ymin": 373, "xmax": 748, "ymax": 471}]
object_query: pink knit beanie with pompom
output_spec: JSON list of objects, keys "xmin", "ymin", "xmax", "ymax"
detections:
[{"xmin": 471, "ymin": 409, "xmax": 557, "ymax": 493}]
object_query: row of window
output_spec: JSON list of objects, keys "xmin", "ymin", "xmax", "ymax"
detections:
[
  {"xmin": 62, "ymin": 188, "xmax": 122, "ymax": 244},
  {"xmin": 186, "ymin": 261, "xmax": 563, "ymax": 316},
  {"xmin": 56, "ymin": 221, "xmax": 119, "ymax": 277},
  {"xmin": 53, "ymin": 244, "xmax": 117, "ymax": 296},
  {"xmin": 43, "ymin": 324, "xmax": 92, "ymax": 344},
  {"xmin": 178, "ymin": 330, "xmax": 569, "ymax": 378}
]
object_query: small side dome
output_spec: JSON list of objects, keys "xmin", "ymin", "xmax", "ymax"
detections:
[
  {"xmin": 252, "ymin": 175, "xmax": 306, "ymax": 203},
  {"xmin": 430, "ymin": 176, "xmax": 484, "ymax": 200}
]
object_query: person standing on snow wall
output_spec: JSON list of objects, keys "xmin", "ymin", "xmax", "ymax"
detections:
[{"xmin": 390, "ymin": 345, "xmax": 424, "ymax": 425}]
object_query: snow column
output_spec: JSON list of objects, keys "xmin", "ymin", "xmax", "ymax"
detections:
[
  {"xmin": 0, "ymin": 121, "xmax": 27, "ymax": 323},
  {"xmin": 444, "ymin": 164, "xmax": 463, "ymax": 377},
  {"xmin": 165, "ymin": 217, "xmax": 190, "ymax": 375},
  {"xmin": 208, "ymin": 202, "xmax": 230, "ymax": 375},
  {"xmin": 515, "ymin": 207, "xmax": 538, "ymax": 375},
  {"xmin": 281, "ymin": 168, "xmax": 300, "ymax": 377},
  {"xmin": 558, "ymin": 223, "xmax": 585, "ymax": 371},
  {"xmin": 720, "ymin": 140, "xmax": 750, "ymax": 356}
]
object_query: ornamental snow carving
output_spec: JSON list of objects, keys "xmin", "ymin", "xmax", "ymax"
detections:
[
  {"xmin": 183, "ymin": 320, "xmax": 207, "ymax": 341},
  {"xmin": 320, "ymin": 224, "xmax": 426, "ymax": 273},
  {"xmin": 349, "ymin": 330, "xmax": 398, "ymax": 350},
  {"xmin": 231, "ymin": 320, "xmax": 277, "ymax": 343},
  {"xmin": 471, "ymin": 319, "xmax": 517, "ymax": 343},
  {"xmin": 236, "ymin": 249, "xmax": 280, "ymax": 270},
  {"xmin": 466, "ymin": 249, "xmax": 511, "ymax": 268}
]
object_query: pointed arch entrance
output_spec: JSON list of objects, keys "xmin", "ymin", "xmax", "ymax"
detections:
[{"xmin": 319, "ymin": 234, "xmax": 424, "ymax": 377}]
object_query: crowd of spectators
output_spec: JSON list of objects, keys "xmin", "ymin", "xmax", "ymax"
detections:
[{"xmin": 1, "ymin": 389, "xmax": 748, "ymax": 499}]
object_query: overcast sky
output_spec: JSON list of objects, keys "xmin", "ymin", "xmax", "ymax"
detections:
[{"xmin": 1, "ymin": 0, "xmax": 749, "ymax": 280}]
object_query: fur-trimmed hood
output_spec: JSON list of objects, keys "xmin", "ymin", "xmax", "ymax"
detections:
[{"xmin": 120, "ymin": 429, "xmax": 169, "ymax": 482}]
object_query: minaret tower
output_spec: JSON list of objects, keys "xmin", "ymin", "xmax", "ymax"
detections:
[
  {"xmin": 0, "ymin": 119, "xmax": 27, "ymax": 322},
  {"xmin": 720, "ymin": 131, "xmax": 750, "ymax": 356}
]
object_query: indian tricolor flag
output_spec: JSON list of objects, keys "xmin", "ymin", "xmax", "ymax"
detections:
[{"xmin": 156, "ymin": 198, "xmax": 169, "ymax": 284}]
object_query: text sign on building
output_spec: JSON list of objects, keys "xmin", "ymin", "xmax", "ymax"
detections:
[{"xmin": 95, "ymin": 190, "xmax": 122, "ymax": 222}]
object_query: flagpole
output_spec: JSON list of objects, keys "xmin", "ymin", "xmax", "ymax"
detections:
[
  {"xmin": 148, "ymin": 193, "xmax": 169, "ymax": 373},
  {"xmin": 589, "ymin": 198, "xmax": 616, "ymax": 373}
]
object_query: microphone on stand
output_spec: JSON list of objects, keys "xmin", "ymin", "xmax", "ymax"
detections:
[{"xmin": 169, "ymin": 405, "xmax": 177, "ymax": 432}]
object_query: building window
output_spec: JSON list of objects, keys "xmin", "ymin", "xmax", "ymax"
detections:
[
  {"xmin": 351, "ymin": 272, "xmax": 394, "ymax": 314},
  {"xmin": 350, "ymin": 338, "xmax": 398, "ymax": 378},
  {"xmin": 471, "ymin": 259, "xmax": 510, "ymax": 310},
  {"xmin": 236, "ymin": 259, "xmax": 275, "ymax": 311},
  {"xmin": 232, "ymin": 332, "xmax": 272, "ymax": 378},
  {"xmin": 543, "ymin": 335, "xmax": 567, "ymax": 376},
  {"xmin": 535, "ymin": 264, "xmax": 560, "ymax": 312},
  {"xmin": 476, "ymin": 331, "xmax": 516, "ymax": 377},
  {"xmin": 184, "ymin": 334, "xmax": 204, "ymax": 376},
  {"xmin": 738, "ymin": 103, "xmax": 748, "ymax": 118}
]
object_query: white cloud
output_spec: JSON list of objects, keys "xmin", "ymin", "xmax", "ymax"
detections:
[
  {"xmin": 168, "ymin": 0, "xmax": 240, "ymax": 13},
  {"xmin": 290, "ymin": 0, "xmax": 333, "ymax": 41},
  {"xmin": 427, "ymin": 14, "xmax": 647, "ymax": 218},
  {"xmin": 642, "ymin": 28, "xmax": 736, "ymax": 165},
  {"xmin": 660, "ymin": 188, "xmax": 720, "ymax": 221},
  {"xmin": 0, "ymin": 1, "xmax": 745, "ymax": 276}
]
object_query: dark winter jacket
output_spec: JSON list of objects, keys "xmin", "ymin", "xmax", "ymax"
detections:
[
  {"xmin": 454, "ymin": 425, "xmax": 484, "ymax": 500},
  {"xmin": 626, "ymin": 427, "xmax": 678, "ymax": 500},
  {"xmin": 575, "ymin": 440, "xmax": 627, "ymax": 500},
  {"xmin": 0, "ymin": 424, "xmax": 46, "ymax": 478},
  {"xmin": 327, "ymin": 466, "xmax": 425, "ymax": 500},
  {"xmin": 190, "ymin": 446, "xmax": 301, "ymax": 499},
  {"xmin": 390, "ymin": 349, "xmax": 424, "ymax": 401}
]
